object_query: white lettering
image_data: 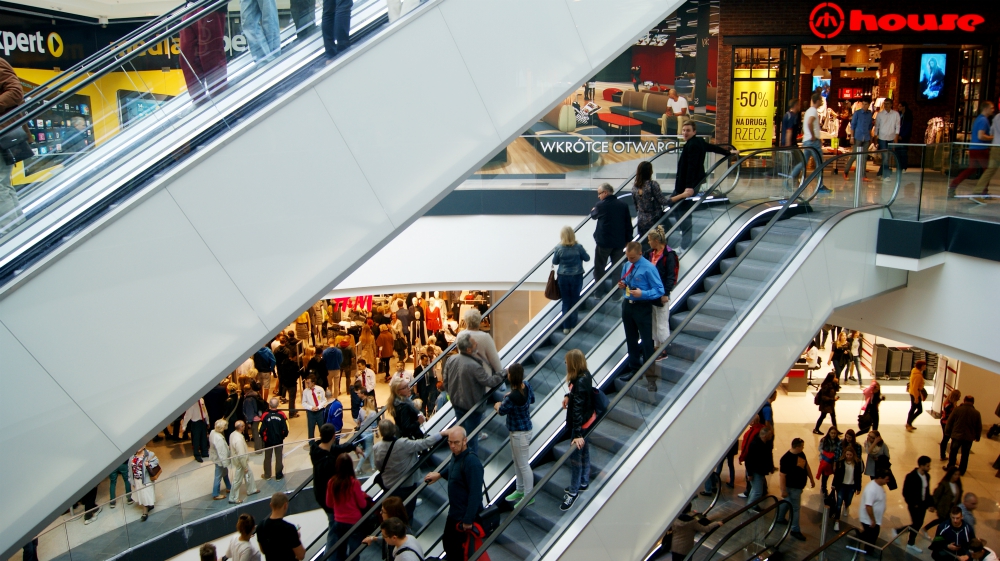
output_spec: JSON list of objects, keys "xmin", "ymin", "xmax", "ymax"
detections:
[
  {"xmin": 232, "ymin": 34, "xmax": 246, "ymax": 52},
  {"xmin": 16, "ymin": 33, "xmax": 28, "ymax": 51},
  {"xmin": 36, "ymin": 31, "xmax": 44, "ymax": 53},
  {"xmin": 2, "ymin": 32, "xmax": 15, "ymax": 56}
]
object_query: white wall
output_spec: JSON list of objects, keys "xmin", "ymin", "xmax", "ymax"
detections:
[
  {"xmin": 830, "ymin": 252, "xmax": 1000, "ymax": 374},
  {"xmin": 956, "ymin": 362, "xmax": 1000, "ymax": 427}
]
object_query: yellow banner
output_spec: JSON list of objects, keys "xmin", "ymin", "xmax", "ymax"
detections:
[{"xmin": 731, "ymin": 80, "xmax": 775, "ymax": 151}]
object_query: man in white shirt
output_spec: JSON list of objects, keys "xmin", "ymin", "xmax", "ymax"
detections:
[
  {"xmin": 181, "ymin": 398, "xmax": 211, "ymax": 462},
  {"xmin": 301, "ymin": 375, "xmax": 328, "ymax": 440},
  {"xmin": 666, "ymin": 88, "xmax": 690, "ymax": 136},
  {"xmin": 874, "ymin": 99, "xmax": 901, "ymax": 178},
  {"xmin": 792, "ymin": 92, "xmax": 828, "ymax": 192},
  {"xmin": 358, "ymin": 359, "xmax": 377, "ymax": 405},
  {"xmin": 859, "ymin": 470, "xmax": 890, "ymax": 553}
]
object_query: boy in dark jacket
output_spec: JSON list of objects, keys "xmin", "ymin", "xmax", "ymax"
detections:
[{"xmin": 895, "ymin": 456, "xmax": 933, "ymax": 552}]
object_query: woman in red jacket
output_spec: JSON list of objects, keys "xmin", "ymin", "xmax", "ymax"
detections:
[{"xmin": 326, "ymin": 454, "xmax": 371, "ymax": 560}]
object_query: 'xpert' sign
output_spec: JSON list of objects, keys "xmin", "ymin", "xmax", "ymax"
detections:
[{"xmin": 0, "ymin": 31, "xmax": 63, "ymax": 57}]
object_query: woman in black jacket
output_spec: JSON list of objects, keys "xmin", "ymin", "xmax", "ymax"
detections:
[
  {"xmin": 386, "ymin": 378, "xmax": 424, "ymax": 439},
  {"xmin": 813, "ymin": 373, "xmax": 840, "ymax": 435},
  {"xmin": 832, "ymin": 446, "xmax": 864, "ymax": 530},
  {"xmin": 644, "ymin": 225, "xmax": 678, "ymax": 359},
  {"xmin": 562, "ymin": 348, "xmax": 594, "ymax": 511}
]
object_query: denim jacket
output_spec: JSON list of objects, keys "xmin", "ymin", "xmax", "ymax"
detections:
[{"xmin": 552, "ymin": 243, "xmax": 591, "ymax": 276}]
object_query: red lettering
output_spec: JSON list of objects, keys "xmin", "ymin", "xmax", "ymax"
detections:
[
  {"xmin": 850, "ymin": 9, "xmax": 878, "ymax": 31},
  {"xmin": 906, "ymin": 14, "xmax": 939, "ymax": 31},
  {"xmin": 940, "ymin": 14, "xmax": 958, "ymax": 30},
  {"xmin": 957, "ymin": 14, "xmax": 985, "ymax": 31},
  {"xmin": 878, "ymin": 13, "xmax": 907, "ymax": 31}
]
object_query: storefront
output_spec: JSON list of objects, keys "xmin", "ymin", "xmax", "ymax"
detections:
[{"xmin": 714, "ymin": 0, "xmax": 998, "ymax": 150}]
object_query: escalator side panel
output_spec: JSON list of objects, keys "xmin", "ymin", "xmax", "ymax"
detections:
[{"xmin": 550, "ymin": 210, "xmax": 907, "ymax": 561}]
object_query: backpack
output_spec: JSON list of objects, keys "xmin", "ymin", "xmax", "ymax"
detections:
[
  {"xmin": 738, "ymin": 423, "xmax": 763, "ymax": 464},
  {"xmin": 394, "ymin": 546, "xmax": 443, "ymax": 561},
  {"xmin": 667, "ymin": 248, "xmax": 679, "ymax": 286},
  {"xmin": 592, "ymin": 387, "xmax": 610, "ymax": 418},
  {"xmin": 253, "ymin": 348, "xmax": 276, "ymax": 372}
]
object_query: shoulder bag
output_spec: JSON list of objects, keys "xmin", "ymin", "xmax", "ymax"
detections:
[
  {"xmin": 544, "ymin": 267, "xmax": 561, "ymax": 300},
  {"xmin": 373, "ymin": 438, "xmax": 398, "ymax": 490},
  {"xmin": 0, "ymin": 124, "xmax": 34, "ymax": 166}
]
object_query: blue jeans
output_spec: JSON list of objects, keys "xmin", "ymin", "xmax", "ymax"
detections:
[
  {"xmin": 329, "ymin": 520, "xmax": 363, "ymax": 561},
  {"xmin": 325, "ymin": 510, "xmax": 338, "ymax": 554},
  {"xmin": 851, "ymin": 355, "xmax": 863, "ymax": 386},
  {"xmin": 704, "ymin": 456, "xmax": 735, "ymax": 493},
  {"xmin": 834, "ymin": 483, "xmax": 856, "ymax": 520},
  {"xmin": 568, "ymin": 441, "xmax": 591, "ymax": 495},
  {"xmin": 240, "ymin": 0, "xmax": 281, "ymax": 63},
  {"xmin": 307, "ymin": 409, "xmax": 324, "ymax": 439},
  {"xmin": 791, "ymin": 140, "xmax": 824, "ymax": 188},
  {"xmin": 777, "ymin": 487, "xmax": 803, "ymax": 532},
  {"xmin": 557, "ymin": 273, "xmax": 583, "ymax": 330},
  {"xmin": 877, "ymin": 139, "xmax": 892, "ymax": 175},
  {"xmin": 747, "ymin": 472, "xmax": 766, "ymax": 505},
  {"xmin": 322, "ymin": 0, "xmax": 353, "ymax": 58},
  {"xmin": 212, "ymin": 464, "xmax": 232, "ymax": 496},
  {"xmin": 453, "ymin": 406, "xmax": 482, "ymax": 455}
]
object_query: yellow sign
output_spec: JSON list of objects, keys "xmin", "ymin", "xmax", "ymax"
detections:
[
  {"xmin": 731, "ymin": 80, "xmax": 775, "ymax": 151},
  {"xmin": 47, "ymin": 32, "xmax": 63, "ymax": 57}
]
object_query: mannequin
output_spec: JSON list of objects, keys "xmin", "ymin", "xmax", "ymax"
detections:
[
  {"xmin": 409, "ymin": 306, "xmax": 427, "ymax": 348},
  {"xmin": 427, "ymin": 296, "xmax": 444, "ymax": 333}
]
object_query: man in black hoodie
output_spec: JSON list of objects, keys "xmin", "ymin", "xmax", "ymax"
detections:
[
  {"xmin": 669, "ymin": 122, "xmax": 737, "ymax": 249},
  {"xmin": 894, "ymin": 456, "xmax": 933, "ymax": 554},
  {"xmin": 590, "ymin": 183, "xmax": 633, "ymax": 295}
]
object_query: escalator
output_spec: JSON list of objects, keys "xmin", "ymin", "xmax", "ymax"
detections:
[{"xmin": 0, "ymin": 0, "xmax": 690, "ymax": 554}]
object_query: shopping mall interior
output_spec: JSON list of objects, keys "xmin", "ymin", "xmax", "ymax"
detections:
[{"xmin": 1, "ymin": 0, "xmax": 999, "ymax": 560}]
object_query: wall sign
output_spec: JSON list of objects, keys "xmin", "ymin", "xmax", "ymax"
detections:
[
  {"xmin": 731, "ymin": 80, "xmax": 775, "ymax": 150},
  {"xmin": 809, "ymin": 2, "xmax": 986, "ymax": 38}
]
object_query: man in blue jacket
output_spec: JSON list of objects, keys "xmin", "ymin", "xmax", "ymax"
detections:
[
  {"xmin": 590, "ymin": 183, "xmax": 633, "ymax": 295},
  {"xmin": 321, "ymin": 344, "xmax": 344, "ymax": 398},
  {"xmin": 425, "ymin": 427, "xmax": 484, "ymax": 561},
  {"xmin": 618, "ymin": 241, "xmax": 665, "ymax": 392},
  {"xmin": 844, "ymin": 98, "xmax": 873, "ymax": 181}
]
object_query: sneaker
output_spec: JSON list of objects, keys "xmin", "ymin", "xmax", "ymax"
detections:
[
  {"xmin": 515, "ymin": 496, "xmax": 535, "ymax": 509},
  {"xmin": 738, "ymin": 492, "xmax": 748, "ymax": 499},
  {"xmin": 261, "ymin": 474, "xmax": 271, "ymax": 480},
  {"xmin": 275, "ymin": 473, "xmax": 284, "ymax": 481},
  {"xmin": 505, "ymin": 490, "xmax": 525, "ymax": 503},
  {"xmin": 563, "ymin": 329, "xmax": 570, "ymax": 334},
  {"xmin": 109, "ymin": 500, "xmax": 116, "ymax": 509},
  {"xmin": 791, "ymin": 531, "xmax": 807, "ymax": 541},
  {"xmin": 655, "ymin": 353, "xmax": 668, "ymax": 362},
  {"xmin": 126, "ymin": 498, "xmax": 135, "ymax": 506},
  {"xmin": 560, "ymin": 493, "xmax": 579, "ymax": 511},
  {"xmin": 817, "ymin": 186, "xmax": 833, "ymax": 193},
  {"xmin": 947, "ymin": 188, "xmax": 957, "ymax": 198},
  {"xmin": 479, "ymin": 432, "xmax": 489, "ymax": 441},
  {"xmin": 834, "ymin": 521, "xmax": 841, "ymax": 531},
  {"xmin": 907, "ymin": 545, "xmax": 923, "ymax": 554},
  {"xmin": 891, "ymin": 528, "xmax": 899, "ymax": 539},
  {"xmin": 812, "ymin": 429, "xmax": 823, "ymax": 435},
  {"xmin": 647, "ymin": 381, "xmax": 658, "ymax": 393},
  {"xmin": 564, "ymin": 483, "xmax": 589, "ymax": 494}
]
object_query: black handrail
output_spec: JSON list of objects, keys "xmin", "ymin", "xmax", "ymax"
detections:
[
  {"xmin": 679, "ymin": 495, "xmax": 780, "ymax": 561},
  {"xmin": 703, "ymin": 499, "xmax": 790, "ymax": 561},
  {"xmin": 642, "ymin": 473, "xmax": 727, "ymax": 561},
  {"xmin": 467, "ymin": 150, "xmax": 900, "ymax": 561},
  {"xmin": 798, "ymin": 525, "xmax": 859, "ymax": 561}
]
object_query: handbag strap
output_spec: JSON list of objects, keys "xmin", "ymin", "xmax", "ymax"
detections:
[
  {"xmin": 380, "ymin": 438, "xmax": 398, "ymax": 474},
  {"xmin": 395, "ymin": 547, "xmax": 423, "ymax": 561}
]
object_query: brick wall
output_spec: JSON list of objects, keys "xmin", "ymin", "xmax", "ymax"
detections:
[{"xmin": 715, "ymin": 45, "xmax": 732, "ymax": 143}]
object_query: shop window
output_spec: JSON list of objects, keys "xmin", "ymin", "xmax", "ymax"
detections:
[{"xmin": 954, "ymin": 47, "xmax": 986, "ymax": 143}]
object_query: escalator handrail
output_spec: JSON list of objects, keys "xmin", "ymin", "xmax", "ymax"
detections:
[
  {"xmin": 704, "ymin": 498, "xmax": 790, "ymax": 561},
  {"xmin": 19, "ymin": 0, "xmax": 222, "ymax": 105},
  {"xmin": 0, "ymin": 0, "xmax": 231, "ymax": 139},
  {"xmin": 467, "ymin": 147, "xmax": 895, "ymax": 561},
  {"xmin": 797, "ymin": 524, "xmax": 860, "ymax": 561},
  {"xmin": 702, "ymin": 473, "xmax": 723, "ymax": 517},
  {"xmin": 313, "ymin": 145, "xmax": 764, "ymax": 560},
  {"xmin": 678, "ymin": 495, "xmax": 779, "ymax": 561},
  {"xmin": 799, "ymin": 148, "xmax": 903, "ymax": 207}
]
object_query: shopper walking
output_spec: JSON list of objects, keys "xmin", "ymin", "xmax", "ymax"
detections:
[
  {"xmin": 229, "ymin": 421, "xmax": 259, "ymax": 504},
  {"xmin": 179, "ymin": 6, "xmax": 228, "ymax": 104},
  {"xmin": 321, "ymin": 0, "xmax": 352, "ymax": 59},
  {"xmin": 358, "ymin": 326, "xmax": 377, "ymax": 373},
  {"xmin": 813, "ymin": 373, "xmax": 840, "ymax": 434},
  {"xmin": 863, "ymin": 430, "xmax": 889, "ymax": 480},
  {"xmin": 239, "ymin": 0, "xmax": 281, "ymax": 64},
  {"xmin": 945, "ymin": 396, "xmax": 983, "ymax": 475},
  {"xmin": 924, "ymin": 468, "xmax": 964, "ymax": 535},
  {"xmin": 894, "ymin": 455, "xmax": 933, "ymax": 554},
  {"xmin": 858, "ymin": 470, "xmax": 891, "ymax": 554},
  {"xmin": 632, "ymin": 161, "xmax": 668, "ymax": 239},
  {"xmin": 494, "ymin": 363, "xmax": 535, "ymax": 508},
  {"xmin": 552, "ymin": 226, "xmax": 591, "ymax": 333},
  {"xmin": 906, "ymin": 360, "xmax": 927, "ymax": 431},
  {"xmin": 259, "ymin": 397, "xmax": 289, "ymax": 480},
  {"xmin": 129, "ymin": 446, "xmax": 159, "ymax": 522},
  {"xmin": 828, "ymin": 332, "xmax": 851, "ymax": 379},
  {"xmin": 327, "ymin": 454, "xmax": 372, "ymax": 561},
  {"xmin": 590, "ymin": 182, "xmax": 633, "ymax": 296},
  {"xmin": 778, "ymin": 437, "xmax": 814, "ymax": 541},
  {"xmin": 859, "ymin": 380, "xmax": 884, "ymax": 434},
  {"xmin": 182, "ymin": 398, "xmax": 211, "ymax": 463},
  {"xmin": 931, "ymin": 508, "xmax": 976, "ymax": 561},
  {"xmin": 253, "ymin": 346, "xmax": 277, "ymax": 401},
  {"xmin": 848, "ymin": 331, "xmax": 864, "ymax": 384},
  {"xmin": 0, "ymin": 57, "xmax": 24, "ymax": 230},
  {"xmin": 373, "ymin": 420, "xmax": 443, "ymax": 520},
  {"xmin": 949, "ymin": 101, "xmax": 995, "ymax": 197},
  {"xmin": 844, "ymin": 98, "xmax": 873, "ymax": 181},
  {"xmin": 832, "ymin": 446, "xmax": 863, "ymax": 531},
  {"xmin": 561, "ymin": 349, "xmax": 594, "ymax": 511},
  {"xmin": 874, "ymin": 98, "xmax": 900, "ymax": 178},
  {"xmin": 619, "ymin": 241, "xmax": 665, "ymax": 392},
  {"xmin": 794, "ymin": 93, "xmax": 828, "ymax": 192},
  {"xmin": 209, "ymin": 419, "xmax": 233, "ymax": 500},
  {"xmin": 301, "ymin": 375, "xmax": 328, "ymax": 440},
  {"xmin": 108, "ymin": 461, "xmax": 133, "ymax": 508},
  {"xmin": 377, "ymin": 324, "xmax": 395, "ymax": 380},
  {"xmin": 256, "ymin": 493, "xmax": 306, "ymax": 561},
  {"xmin": 745, "ymin": 426, "xmax": 775, "ymax": 506},
  {"xmin": 960, "ymin": 493, "xmax": 978, "ymax": 532},
  {"xmin": 645, "ymin": 224, "xmax": 678, "ymax": 359},
  {"xmin": 442, "ymin": 332, "xmax": 504, "ymax": 455},
  {"xmin": 321, "ymin": 340, "xmax": 344, "ymax": 398},
  {"xmin": 940, "ymin": 389, "xmax": 962, "ymax": 461},
  {"xmin": 976, "ymin": 104, "xmax": 1000, "ymax": 194},
  {"xmin": 816, "ymin": 426, "xmax": 841, "ymax": 496},
  {"xmin": 671, "ymin": 121, "xmax": 737, "ymax": 248},
  {"xmin": 225, "ymin": 513, "xmax": 262, "ymax": 561},
  {"xmin": 387, "ymin": 377, "xmax": 425, "ymax": 439},
  {"xmin": 423, "ymin": 427, "xmax": 485, "ymax": 561}
]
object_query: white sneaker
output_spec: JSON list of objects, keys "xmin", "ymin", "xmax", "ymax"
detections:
[
  {"xmin": 907, "ymin": 545, "xmax": 923, "ymax": 554},
  {"xmin": 834, "ymin": 521, "xmax": 840, "ymax": 531},
  {"xmin": 738, "ymin": 492, "xmax": 748, "ymax": 499},
  {"xmin": 890, "ymin": 528, "xmax": 899, "ymax": 539}
]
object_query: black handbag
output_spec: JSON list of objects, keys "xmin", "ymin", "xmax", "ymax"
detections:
[{"xmin": 0, "ymin": 126, "xmax": 34, "ymax": 165}]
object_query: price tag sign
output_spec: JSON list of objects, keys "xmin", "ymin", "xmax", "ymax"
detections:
[{"xmin": 731, "ymin": 80, "xmax": 775, "ymax": 151}]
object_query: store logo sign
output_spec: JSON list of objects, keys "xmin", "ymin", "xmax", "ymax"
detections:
[
  {"xmin": 0, "ymin": 30, "xmax": 60, "ymax": 56},
  {"xmin": 848, "ymin": 10, "xmax": 984, "ymax": 33},
  {"xmin": 809, "ymin": 2, "xmax": 845, "ymax": 39}
]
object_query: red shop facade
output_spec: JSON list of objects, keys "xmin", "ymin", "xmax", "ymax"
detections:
[{"xmin": 715, "ymin": 0, "xmax": 999, "ymax": 148}]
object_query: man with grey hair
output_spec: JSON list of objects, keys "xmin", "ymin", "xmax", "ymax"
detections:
[
  {"xmin": 444, "ymin": 332, "xmax": 504, "ymax": 454},
  {"xmin": 374, "ymin": 419, "xmax": 445, "ymax": 519},
  {"xmin": 462, "ymin": 309, "xmax": 502, "ymax": 376},
  {"xmin": 590, "ymin": 182, "xmax": 633, "ymax": 296},
  {"xmin": 960, "ymin": 493, "xmax": 978, "ymax": 530}
]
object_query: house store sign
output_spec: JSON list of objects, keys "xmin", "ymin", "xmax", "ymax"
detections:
[{"xmin": 809, "ymin": 2, "xmax": 985, "ymax": 39}]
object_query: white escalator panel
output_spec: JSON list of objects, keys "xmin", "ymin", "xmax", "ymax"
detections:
[{"xmin": 0, "ymin": 0, "xmax": 685, "ymax": 554}]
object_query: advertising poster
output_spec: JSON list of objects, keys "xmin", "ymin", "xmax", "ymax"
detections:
[{"xmin": 731, "ymin": 79, "xmax": 775, "ymax": 150}]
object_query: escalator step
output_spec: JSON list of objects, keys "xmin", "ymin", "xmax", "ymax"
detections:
[
  {"xmin": 750, "ymin": 225, "xmax": 810, "ymax": 246},
  {"xmin": 735, "ymin": 240, "xmax": 794, "ymax": 264},
  {"xmin": 686, "ymin": 292, "xmax": 750, "ymax": 320},
  {"xmin": 666, "ymin": 332, "xmax": 713, "ymax": 362},
  {"xmin": 702, "ymin": 275, "xmax": 765, "ymax": 301},
  {"xmin": 670, "ymin": 311, "xmax": 729, "ymax": 340},
  {"xmin": 719, "ymin": 257, "xmax": 780, "ymax": 282}
]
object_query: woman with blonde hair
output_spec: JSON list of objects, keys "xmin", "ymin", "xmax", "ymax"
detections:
[
  {"xmin": 644, "ymin": 225, "xmax": 678, "ymax": 359},
  {"xmin": 223, "ymin": 382, "xmax": 241, "ymax": 439},
  {"xmin": 561, "ymin": 349, "xmax": 594, "ymax": 511},
  {"xmin": 357, "ymin": 324, "xmax": 377, "ymax": 371},
  {"xmin": 552, "ymin": 226, "xmax": 591, "ymax": 334},
  {"xmin": 387, "ymin": 377, "xmax": 425, "ymax": 439},
  {"xmin": 209, "ymin": 419, "xmax": 232, "ymax": 500}
]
